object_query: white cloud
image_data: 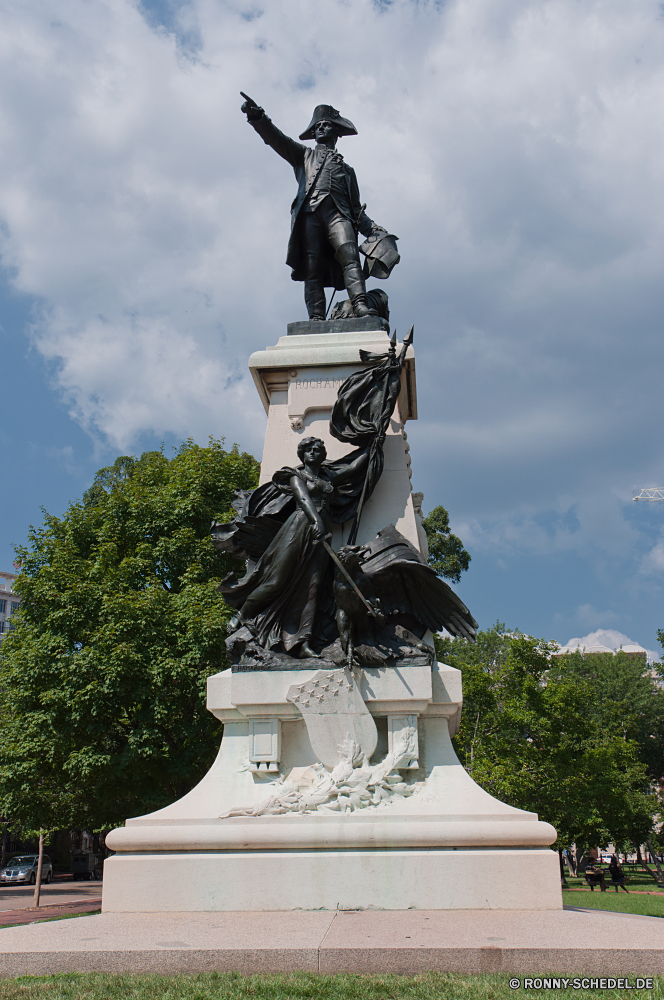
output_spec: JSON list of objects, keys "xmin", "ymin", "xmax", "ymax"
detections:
[
  {"xmin": 573, "ymin": 604, "xmax": 621, "ymax": 629},
  {"xmin": 558, "ymin": 628, "xmax": 661, "ymax": 664},
  {"xmin": 639, "ymin": 529, "xmax": 664, "ymax": 576}
]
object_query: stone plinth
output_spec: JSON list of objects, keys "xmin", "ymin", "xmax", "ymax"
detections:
[{"xmin": 103, "ymin": 662, "xmax": 561, "ymax": 912}]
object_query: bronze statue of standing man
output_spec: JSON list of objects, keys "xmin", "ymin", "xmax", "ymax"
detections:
[{"xmin": 240, "ymin": 94, "xmax": 398, "ymax": 321}]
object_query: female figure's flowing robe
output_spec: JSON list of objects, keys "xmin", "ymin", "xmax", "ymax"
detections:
[{"xmin": 212, "ymin": 451, "xmax": 368, "ymax": 654}]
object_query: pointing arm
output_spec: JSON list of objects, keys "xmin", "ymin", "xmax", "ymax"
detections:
[{"xmin": 240, "ymin": 92, "xmax": 304, "ymax": 170}]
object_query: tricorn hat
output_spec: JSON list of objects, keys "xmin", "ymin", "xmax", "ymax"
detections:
[
  {"xmin": 299, "ymin": 104, "xmax": 358, "ymax": 141},
  {"xmin": 359, "ymin": 232, "xmax": 400, "ymax": 280}
]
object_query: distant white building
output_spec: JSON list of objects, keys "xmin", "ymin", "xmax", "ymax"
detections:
[
  {"xmin": 553, "ymin": 642, "xmax": 647, "ymax": 662},
  {"xmin": 0, "ymin": 571, "xmax": 21, "ymax": 642}
]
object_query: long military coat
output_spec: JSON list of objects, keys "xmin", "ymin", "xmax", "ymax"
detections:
[{"xmin": 251, "ymin": 115, "xmax": 375, "ymax": 289}]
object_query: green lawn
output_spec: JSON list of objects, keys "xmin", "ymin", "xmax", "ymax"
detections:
[
  {"xmin": 562, "ymin": 888, "xmax": 664, "ymax": 917},
  {"xmin": 0, "ymin": 974, "xmax": 661, "ymax": 1000},
  {"xmin": 561, "ymin": 868, "xmax": 664, "ymax": 917}
]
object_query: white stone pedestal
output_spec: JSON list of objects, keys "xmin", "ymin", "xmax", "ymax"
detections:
[
  {"xmin": 103, "ymin": 325, "xmax": 562, "ymax": 912},
  {"xmin": 103, "ymin": 662, "xmax": 561, "ymax": 911}
]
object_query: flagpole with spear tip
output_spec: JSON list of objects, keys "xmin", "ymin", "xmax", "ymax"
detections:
[{"xmin": 347, "ymin": 325, "xmax": 414, "ymax": 546}]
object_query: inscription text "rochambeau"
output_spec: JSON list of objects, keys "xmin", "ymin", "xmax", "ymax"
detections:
[{"xmin": 291, "ymin": 378, "xmax": 344, "ymax": 390}]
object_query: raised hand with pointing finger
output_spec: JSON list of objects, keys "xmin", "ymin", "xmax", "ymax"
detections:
[{"xmin": 240, "ymin": 92, "xmax": 264, "ymax": 122}]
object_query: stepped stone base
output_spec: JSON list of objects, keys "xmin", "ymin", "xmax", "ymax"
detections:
[
  {"xmin": 103, "ymin": 666, "xmax": 561, "ymax": 914},
  {"xmin": 101, "ymin": 848, "xmax": 561, "ymax": 913},
  {"xmin": 2, "ymin": 908, "xmax": 664, "ymax": 977}
]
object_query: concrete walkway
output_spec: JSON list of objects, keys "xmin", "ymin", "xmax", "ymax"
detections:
[
  {"xmin": 0, "ymin": 879, "xmax": 103, "ymax": 913},
  {"xmin": 0, "ymin": 898, "xmax": 102, "ymax": 928},
  {"xmin": 1, "ymin": 907, "xmax": 664, "ymax": 976}
]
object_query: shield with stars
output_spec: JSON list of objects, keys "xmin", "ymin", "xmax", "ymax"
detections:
[{"xmin": 286, "ymin": 668, "xmax": 377, "ymax": 769}]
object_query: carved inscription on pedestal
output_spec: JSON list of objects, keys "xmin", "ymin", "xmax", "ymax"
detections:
[{"xmin": 288, "ymin": 376, "xmax": 346, "ymax": 431}]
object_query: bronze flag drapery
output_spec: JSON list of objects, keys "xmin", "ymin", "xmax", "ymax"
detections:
[{"xmin": 330, "ymin": 326, "xmax": 413, "ymax": 544}]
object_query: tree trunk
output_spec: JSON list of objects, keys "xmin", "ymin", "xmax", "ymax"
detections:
[
  {"xmin": 32, "ymin": 830, "xmax": 44, "ymax": 908},
  {"xmin": 645, "ymin": 840, "xmax": 664, "ymax": 886},
  {"xmin": 574, "ymin": 845, "xmax": 587, "ymax": 876},
  {"xmin": 558, "ymin": 849, "xmax": 568, "ymax": 884},
  {"xmin": 647, "ymin": 840, "xmax": 664, "ymax": 871},
  {"xmin": 0, "ymin": 823, "xmax": 7, "ymax": 871},
  {"xmin": 637, "ymin": 845, "xmax": 664, "ymax": 887}
]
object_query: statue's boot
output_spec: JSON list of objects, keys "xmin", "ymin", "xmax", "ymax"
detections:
[
  {"xmin": 304, "ymin": 256, "xmax": 326, "ymax": 320},
  {"xmin": 304, "ymin": 279, "xmax": 326, "ymax": 320},
  {"xmin": 336, "ymin": 242, "xmax": 377, "ymax": 318}
]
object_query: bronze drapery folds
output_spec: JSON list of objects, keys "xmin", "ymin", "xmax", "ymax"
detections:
[
  {"xmin": 211, "ymin": 333, "xmax": 477, "ymax": 671},
  {"xmin": 330, "ymin": 326, "xmax": 413, "ymax": 544}
]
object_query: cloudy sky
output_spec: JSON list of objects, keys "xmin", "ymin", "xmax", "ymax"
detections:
[{"xmin": 3, "ymin": 0, "xmax": 664, "ymax": 658}]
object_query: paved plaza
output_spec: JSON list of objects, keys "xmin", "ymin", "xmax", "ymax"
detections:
[
  {"xmin": 2, "ymin": 906, "xmax": 664, "ymax": 976},
  {"xmin": 0, "ymin": 878, "xmax": 102, "ymax": 914}
]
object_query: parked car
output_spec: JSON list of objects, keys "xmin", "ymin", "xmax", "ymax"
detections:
[
  {"xmin": 0, "ymin": 854, "xmax": 53, "ymax": 885},
  {"xmin": 72, "ymin": 850, "xmax": 102, "ymax": 880}
]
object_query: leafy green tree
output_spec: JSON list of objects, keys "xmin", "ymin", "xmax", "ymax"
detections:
[
  {"xmin": 547, "ymin": 648, "xmax": 664, "ymax": 784},
  {"xmin": 422, "ymin": 506, "xmax": 471, "ymax": 583},
  {"xmin": 0, "ymin": 439, "xmax": 259, "ymax": 832},
  {"xmin": 436, "ymin": 624, "xmax": 658, "ymax": 855}
]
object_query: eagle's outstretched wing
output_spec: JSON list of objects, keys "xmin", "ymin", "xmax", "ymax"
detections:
[{"xmin": 360, "ymin": 525, "xmax": 477, "ymax": 641}]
